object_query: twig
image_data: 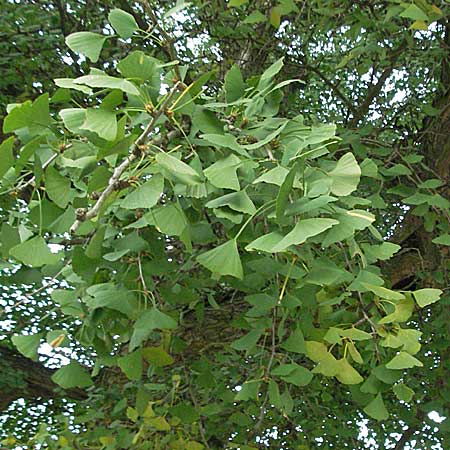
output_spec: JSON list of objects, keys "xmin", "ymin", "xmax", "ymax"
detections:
[
  {"xmin": 140, "ymin": 0, "xmax": 181, "ymax": 80},
  {"xmin": 70, "ymin": 84, "xmax": 180, "ymax": 233},
  {"xmin": 2, "ymin": 260, "xmax": 71, "ymax": 315}
]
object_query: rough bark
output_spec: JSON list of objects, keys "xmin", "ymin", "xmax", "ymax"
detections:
[{"xmin": 0, "ymin": 346, "xmax": 86, "ymax": 411}]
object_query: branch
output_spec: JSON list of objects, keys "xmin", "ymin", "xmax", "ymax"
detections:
[
  {"xmin": 0, "ymin": 346, "xmax": 86, "ymax": 411},
  {"xmin": 140, "ymin": 0, "xmax": 182, "ymax": 79},
  {"xmin": 70, "ymin": 84, "xmax": 180, "ymax": 233}
]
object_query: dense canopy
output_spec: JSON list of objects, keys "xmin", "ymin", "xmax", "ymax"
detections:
[{"xmin": 0, "ymin": 1, "xmax": 449, "ymax": 449}]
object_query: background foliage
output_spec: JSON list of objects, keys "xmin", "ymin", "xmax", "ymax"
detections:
[{"xmin": 0, "ymin": 1, "xmax": 449, "ymax": 449}]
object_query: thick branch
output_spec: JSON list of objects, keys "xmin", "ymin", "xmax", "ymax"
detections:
[{"xmin": 0, "ymin": 346, "xmax": 86, "ymax": 411}]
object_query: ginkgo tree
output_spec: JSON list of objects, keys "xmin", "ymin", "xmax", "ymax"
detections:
[{"xmin": 0, "ymin": 1, "xmax": 449, "ymax": 449}]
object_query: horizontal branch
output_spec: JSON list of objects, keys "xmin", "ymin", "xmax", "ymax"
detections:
[{"xmin": 0, "ymin": 346, "xmax": 86, "ymax": 411}]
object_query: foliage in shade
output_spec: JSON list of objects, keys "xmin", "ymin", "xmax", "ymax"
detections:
[{"xmin": 0, "ymin": 1, "xmax": 449, "ymax": 449}]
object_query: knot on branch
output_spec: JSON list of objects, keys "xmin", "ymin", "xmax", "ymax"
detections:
[
  {"xmin": 113, "ymin": 180, "xmax": 131, "ymax": 191},
  {"xmin": 75, "ymin": 208, "xmax": 87, "ymax": 221}
]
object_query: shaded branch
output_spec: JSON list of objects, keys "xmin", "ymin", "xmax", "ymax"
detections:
[{"xmin": 0, "ymin": 346, "xmax": 86, "ymax": 411}]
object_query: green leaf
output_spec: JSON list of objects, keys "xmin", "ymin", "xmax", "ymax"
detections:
[
  {"xmin": 204, "ymin": 154, "xmax": 241, "ymax": 191},
  {"xmin": 271, "ymin": 218, "xmax": 339, "ymax": 252},
  {"xmin": 361, "ymin": 242, "xmax": 401, "ymax": 263},
  {"xmin": 206, "ymin": 190, "xmax": 256, "ymax": 215},
  {"xmin": 348, "ymin": 342, "xmax": 363, "ymax": 364},
  {"xmin": 328, "ymin": 152, "xmax": 361, "ymax": 196},
  {"xmin": 74, "ymin": 74, "xmax": 139, "ymax": 96},
  {"xmin": 197, "ymin": 240, "xmax": 243, "ymax": 279},
  {"xmin": 224, "ymin": 65, "xmax": 245, "ymax": 102},
  {"xmin": 155, "ymin": 153, "xmax": 203, "ymax": 185},
  {"xmin": 306, "ymin": 341, "xmax": 339, "ymax": 377},
  {"xmin": 231, "ymin": 329, "xmax": 262, "ymax": 351},
  {"xmin": 229, "ymin": 0, "xmax": 248, "ymax": 7},
  {"xmin": 378, "ymin": 296, "xmax": 415, "ymax": 324},
  {"xmin": 412, "ymin": 288, "xmax": 442, "ymax": 308},
  {"xmin": 51, "ymin": 361, "xmax": 93, "ymax": 388},
  {"xmin": 145, "ymin": 204, "xmax": 187, "ymax": 236},
  {"xmin": 363, "ymin": 393, "xmax": 389, "ymax": 421},
  {"xmin": 0, "ymin": 137, "xmax": 15, "ymax": 178},
  {"xmin": 3, "ymin": 94, "xmax": 51, "ymax": 134},
  {"xmin": 281, "ymin": 328, "xmax": 306, "ymax": 354},
  {"xmin": 192, "ymin": 107, "xmax": 223, "ymax": 134},
  {"xmin": 381, "ymin": 328, "xmax": 422, "ymax": 355},
  {"xmin": 80, "ymin": 108, "xmax": 117, "ymax": 141},
  {"xmin": 268, "ymin": 380, "xmax": 282, "ymax": 409},
  {"xmin": 169, "ymin": 403, "xmax": 199, "ymax": 424},
  {"xmin": 253, "ymin": 166, "xmax": 290, "ymax": 186},
  {"xmin": 11, "ymin": 333, "xmax": 43, "ymax": 361},
  {"xmin": 129, "ymin": 308, "xmax": 177, "ymax": 351},
  {"xmin": 243, "ymin": 10, "xmax": 266, "ymax": 24},
  {"xmin": 9, "ymin": 236, "xmax": 61, "ymax": 267},
  {"xmin": 235, "ymin": 380, "xmax": 260, "ymax": 401},
  {"xmin": 46, "ymin": 166, "xmax": 71, "ymax": 208},
  {"xmin": 65, "ymin": 32, "xmax": 107, "ymax": 62},
  {"xmin": 393, "ymin": 383, "xmax": 414, "ymax": 402},
  {"xmin": 59, "ymin": 108, "xmax": 86, "ymax": 133},
  {"xmin": 200, "ymin": 133, "xmax": 248, "ymax": 157},
  {"xmin": 334, "ymin": 358, "xmax": 363, "ymax": 385},
  {"xmin": 108, "ymin": 8, "xmax": 139, "ymax": 39},
  {"xmin": 432, "ymin": 234, "xmax": 450, "ymax": 246},
  {"xmin": 117, "ymin": 51, "xmax": 160, "ymax": 83},
  {"xmin": 85, "ymin": 284, "xmax": 135, "ymax": 317},
  {"xmin": 400, "ymin": 4, "xmax": 428, "ymax": 21},
  {"xmin": 378, "ymin": 297, "xmax": 414, "ymax": 324},
  {"xmin": 54, "ymin": 78, "xmax": 92, "ymax": 94},
  {"xmin": 121, "ymin": 174, "xmax": 164, "ymax": 209},
  {"xmin": 85, "ymin": 226, "xmax": 106, "ymax": 259},
  {"xmin": 386, "ymin": 351, "xmax": 423, "ymax": 370},
  {"xmin": 245, "ymin": 231, "xmax": 284, "ymax": 253},
  {"xmin": 118, "ymin": 350, "xmax": 142, "ymax": 380},
  {"xmin": 363, "ymin": 284, "xmax": 405, "ymax": 301},
  {"xmin": 276, "ymin": 163, "xmax": 297, "ymax": 222},
  {"xmin": 272, "ymin": 363, "xmax": 313, "ymax": 387},
  {"xmin": 142, "ymin": 346, "xmax": 174, "ymax": 367},
  {"xmin": 257, "ymin": 57, "xmax": 284, "ymax": 91},
  {"xmin": 338, "ymin": 328, "xmax": 372, "ymax": 341}
]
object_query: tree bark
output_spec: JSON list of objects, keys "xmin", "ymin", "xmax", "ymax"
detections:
[{"xmin": 0, "ymin": 346, "xmax": 86, "ymax": 411}]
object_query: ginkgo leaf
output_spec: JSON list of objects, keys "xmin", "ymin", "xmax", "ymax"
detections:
[
  {"xmin": 155, "ymin": 153, "xmax": 203, "ymax": 185},
  {"xmin": 378, "ymin": 296, "xmax": 415, "ymax": 324},
  {"xmin": 363, "ymin": 393, "xmax": 389, "ymax": 421},
  {"xmin": 65, "ymin": 32, "xmax": 107, "ymax": 62},
  {"xmin": 80, "ymin": 108, "xmax": 117, "ymax": 141},
  {"xmin": 52, "ymin": 361, "xmax": 93, "ymax": 388},
  {"xmin": 334, "ymin": 358, "xmax": 363, "ymax": 385},
  {"xmin": 393, "ymin": 383, "xmax": 415, "ymax": 402},
  {"xmin": 12, "ymin": 333, "xmax": 43, "ymax": 361},
  {"xmin": 386, "ymin": 351, "xmax": 423, "ymax": 370},
  {"xmin": 9, "ymin": 236, "xmax": 61, "ymax": 267},
  {"xmin": 363, "ymin": 284, "xmax": 405, "ymax": 301},
  {"xmin": 412, "ymin": 288, "xmax": 442, "ymax": 308},
  {"xmin": 121, "ymin": 174, "xmax": 164, "ymax": 209},
  {"xmin": 245, "ymin": 232, "xmax": 284, "ymax": 252},
  {"xmin": 328, "ymin": 152, "xmax": 361, "ymax": 196},
  {"xmin": 204, "ymin": 154, "xmax": 242, "ymax": 191},
  {"xmin": 46, "ymin": 166, "xmax": 71, "ymax": 208},
  {"xmin": 271, "ymin": 218, "xmax": 339, "ymax": 252},
  {"xmin": 206, "ymin": 190, "xmax": 256, "ymax": 215},
  {"xmin": 129, "ymin": 308, "xmax": 177, "ymax": 351},
  {"xmin": 108, "ymin": 8, "xmax": 139, "ymax": 39},
  {"xmin": 74, "ymin": 74, "xmax": 139, "ymax": 96},
  {"xmin": 197, "ymin": 240, "xmax": 243, "ymax": 279}
]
